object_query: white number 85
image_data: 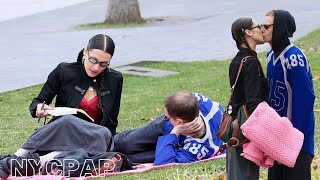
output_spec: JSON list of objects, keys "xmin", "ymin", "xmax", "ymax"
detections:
[{"xmin": 289, "ymin": 54, "xmax": 304, "ymax": 67}]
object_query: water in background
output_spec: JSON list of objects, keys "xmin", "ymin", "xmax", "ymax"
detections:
[{"xmin": 0, "ymin": 0, "xmax": 91, "ymax": 22}]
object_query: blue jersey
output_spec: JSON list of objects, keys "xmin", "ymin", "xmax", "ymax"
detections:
[
  {"xmin": 154, "ymin": 93, "xmax": 224, "ymax": 165},
  {"xmin": 267, "ymin": 44, "xmax": 315, "ymax": 156}
]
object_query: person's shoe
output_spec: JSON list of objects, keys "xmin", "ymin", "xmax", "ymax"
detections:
[
  {"xmin": 0, "ymin": 154, "xmax": 13, "ymax": 161},
  {"xmin": 0, "ymin": 159, "xmax": 10, "ymax": 180}
]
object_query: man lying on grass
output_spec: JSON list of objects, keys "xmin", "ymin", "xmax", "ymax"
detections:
[
  {"xmin": 112, "ymin": 91, "xmax": 224, "ymax": 165},
  {"xmin": 155, "ymin": 91, "xmax": 224, "ymax": 165}
]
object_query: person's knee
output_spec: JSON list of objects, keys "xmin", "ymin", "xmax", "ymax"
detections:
[
  {"xmin": 50, "ymin": 115, "xmax": 75, "ymax": 128},
  {"xmin": 152, "ymin": 114, "xmax": 165, "ymax": 125},
  {"xmin": 105, "ymin": 128, "xmax": 113, "ymax": 151},
  {"xmin": 112, "ymin": 134, "xmax": 128, "ymax": 153}
]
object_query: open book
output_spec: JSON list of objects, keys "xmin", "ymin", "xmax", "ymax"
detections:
[{"xmin": 46, "ymin": 107, "xmax": 94, "ymax": 122}]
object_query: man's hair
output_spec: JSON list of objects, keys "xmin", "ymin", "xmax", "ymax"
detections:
[
  {"xmin": 266, "ymin": 10, "xmax": 275, "ymax": 17},
  {"xmin": 164, "ymin": 91, "xmax": 199, "ymax": 122}
]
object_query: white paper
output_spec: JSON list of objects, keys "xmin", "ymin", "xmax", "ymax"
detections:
[{"xmin": 46, "ymin": 107, "xmax": 79, "ymax": 116}]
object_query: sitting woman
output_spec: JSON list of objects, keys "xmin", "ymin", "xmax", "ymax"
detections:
[{"xmin": 30, "ymin": 33, "xmax": 123, "ymax": 135}]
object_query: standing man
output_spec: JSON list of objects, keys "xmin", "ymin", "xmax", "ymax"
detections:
[{"xmin": 262, "ymin": 10, "xmax": 315, "ymax": 180}]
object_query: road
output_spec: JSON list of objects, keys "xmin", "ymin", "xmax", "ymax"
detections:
[{"xmin": 0, "ymin": 0, "xmax": 319, "ymax": 92}]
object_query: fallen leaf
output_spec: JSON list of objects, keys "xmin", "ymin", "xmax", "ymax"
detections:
[
  {"xmin": 312, "ymin": 160, "xmax": 318, "ymax": 170},
  {"xmin": 140, "ymin": 117, "xmax": 154, "ymax": 121},
  {"xmin": 313, "ymin": 76, "xmax": 320, "ymax": 81},
  {"xmin": 218, "ymin": 175, "xmax": 225, "ymax": 180}
]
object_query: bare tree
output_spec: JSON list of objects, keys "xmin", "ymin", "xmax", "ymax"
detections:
[{"xmin": 105, "ymin": 0, "xmax": 145, "ymax": 24}]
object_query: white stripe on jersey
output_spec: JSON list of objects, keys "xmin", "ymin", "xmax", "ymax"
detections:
[
  {"xmin": 300, "ymin": 48, "xmax": 311, "ymax": 73},
  {"xmin": 186, "ymin": 102, "xmax": 220, "ymax": 151},
  {"xmin": 272, "ymin": 44, "xmax": 294, "ymax": 66},
  {"xmin": 267, "ymin": 50, "xmax": 273, "ymax": 64},
  {"xmin": 268, "ymin": 44, "xmax": 295, "ymax": 120},
  {"xmin": 279, "ymin": 55, "xmax": 292, "ymax": 119}
]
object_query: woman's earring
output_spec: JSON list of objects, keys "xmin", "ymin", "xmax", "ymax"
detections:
[{"xmin": 82, "ymin": 56, "xmax": 85, "ymax": 64}]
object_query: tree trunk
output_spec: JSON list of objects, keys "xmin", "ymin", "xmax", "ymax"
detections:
[{"xmin": 105, "ymin": 0, "xmax": 145, "ymax": 24}]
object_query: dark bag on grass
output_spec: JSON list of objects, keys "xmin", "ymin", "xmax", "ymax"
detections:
[{"xmin": 216, "ymin": 56, "xmax": 251, "ymax": 153}]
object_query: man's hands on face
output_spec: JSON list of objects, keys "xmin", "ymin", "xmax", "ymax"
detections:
[{"xmin": 170, "ymin": 116, "xmax": 204, "ymax": 137}]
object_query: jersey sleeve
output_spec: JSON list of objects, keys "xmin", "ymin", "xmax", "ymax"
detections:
[
  {"xmin": 154, "ymin": 134, "xmax": 194, "ymax": 165},
  {"xmin": 154, "ymin": 134, "xmax": 215, "ymax": 165},
  {"xmin": 287, "ymin": 50, "xmax": 315, "ymax": 135}
]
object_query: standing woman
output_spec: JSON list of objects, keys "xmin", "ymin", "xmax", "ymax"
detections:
[
  {"xmin": 30, "ymin": 34, "xmax": 123, "ymax": 136},
  {"xmin": 227, "ymin": 18, "xmax": 268, "ymax": 179}
]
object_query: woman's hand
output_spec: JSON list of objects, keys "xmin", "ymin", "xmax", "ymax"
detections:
[
  {"xmin": 171, "ymin": 116, "xmax": 203, "ymax": 136},
  {"xmin": 36, "ymin": 103, "xmax": 54, "ymax": 118}
]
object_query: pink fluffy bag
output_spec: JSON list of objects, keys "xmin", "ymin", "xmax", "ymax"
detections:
[{"xmin": 240, "ymin": 102, "xmax": 304, "ymax": 168}]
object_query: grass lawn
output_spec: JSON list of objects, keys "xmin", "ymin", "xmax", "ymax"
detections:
[
  {"xmin": 0, "ymin": 28, "xmax": 319, "ymax": 179},
  {"xmin": 75, "ymin": 17, "xmax": 164, "ymax": 30}
]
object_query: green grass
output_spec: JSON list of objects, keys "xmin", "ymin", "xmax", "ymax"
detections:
[
  {"xmin": 75, "ymin": 17, "xmax": 164, "ymax": 30},
  {"xmin": 0, "ymin": 28, "xmax": 319, "ymax": 179},
  {"xmin": 76, "ymin": 22, "xmax": 143, "ymax": 30}
]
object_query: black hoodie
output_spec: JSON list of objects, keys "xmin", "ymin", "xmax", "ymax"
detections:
[{"xmin": 272, "ymin": 10, "xmax": 296, "ymax": 59}]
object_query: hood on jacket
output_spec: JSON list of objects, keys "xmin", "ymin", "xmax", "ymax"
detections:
[{"xmin": 272, "ymin": 10, "xmax": 296, "ymax": 58}]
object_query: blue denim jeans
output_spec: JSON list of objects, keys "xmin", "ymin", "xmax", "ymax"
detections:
[{"xmin": 112, "ymin": 114, "xmax": 166, "ymax": 163}]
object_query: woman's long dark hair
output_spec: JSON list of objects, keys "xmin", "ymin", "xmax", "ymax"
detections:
[
  {"xmin": 76, "ymin": 34, "xmax": 115, "ymax": 124},
  {"xmin": 231, "ymin": 18, "xmax": 264, "ymax": 76}
]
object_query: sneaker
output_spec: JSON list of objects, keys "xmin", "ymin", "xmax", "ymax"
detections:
[
  {"xmin": 0, "ymin": 154, "xmax": 13, "ymax": 161},
  {"xmin": 0, "ymin": 159, "xmax": 10, "ymax": 180}
]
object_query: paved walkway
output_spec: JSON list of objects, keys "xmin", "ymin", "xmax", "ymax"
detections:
[{"xmin": 1, "ymin": 0, "xmax": 320, "ymax": 92}]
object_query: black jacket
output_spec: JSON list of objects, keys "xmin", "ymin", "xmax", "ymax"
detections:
[
  {"xmin": 229, "ymin": 48, "xmax": 268, "ymax": 118},
  {"xmin": 29, "ymin": 62, "xmax": 123, "ymax": 135}
]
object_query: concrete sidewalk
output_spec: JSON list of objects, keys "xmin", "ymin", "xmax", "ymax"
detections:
[{"xmin": 1, "ymin": 0, "xmax": 319, "ymax": 92}]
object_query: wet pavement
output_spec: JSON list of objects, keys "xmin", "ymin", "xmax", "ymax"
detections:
[{"xmin": 1, "ymin": 0, "xmax": 320, "ymax": 92}]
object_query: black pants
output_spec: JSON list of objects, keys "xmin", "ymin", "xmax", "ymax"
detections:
[
  {"xmin": 268, "ymin": 151, "xmax": 313, "ymax": 180},
  {"xmin": 226, "ymin": 146, "xmax": 259, "ymax": 180}
]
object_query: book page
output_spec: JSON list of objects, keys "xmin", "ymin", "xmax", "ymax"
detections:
[
  {"xmin": 76, "ymin": 109, "xmax": 94, "ymax": 122},
  {"xmin": 45, "ymin": 107, "xmax": 79, "ymax": 116},
  {"xmin": 46, "ymin": 107, "xmax": 94, "ymax": 122}
]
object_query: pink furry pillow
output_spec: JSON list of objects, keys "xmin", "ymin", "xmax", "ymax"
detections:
[{"xmin": 241, "ymin": 102, "xmax": 304, "ymax": 168}]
